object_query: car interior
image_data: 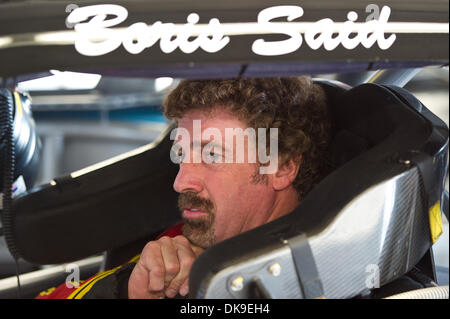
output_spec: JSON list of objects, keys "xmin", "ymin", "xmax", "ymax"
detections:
[
  {"xmin": 0, "ymin": 75, "xmax": 448, "ymax": 299},
  {"xmin": 0, "ymin": 0, "xmax": 448, "ymax": 300}
]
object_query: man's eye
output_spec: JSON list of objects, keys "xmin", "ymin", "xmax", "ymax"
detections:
[
  {"xmin": 174, "ymin": 147, "xmax": 186, "ymax": 162},
  {"xmin": 207, "ymin": 151, "xmax": 222, "ymax": 162}
]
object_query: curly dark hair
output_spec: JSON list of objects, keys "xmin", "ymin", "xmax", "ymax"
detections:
[{"xmin": 163, "ymin": 76, "xmax": 332, "ymax": 201}]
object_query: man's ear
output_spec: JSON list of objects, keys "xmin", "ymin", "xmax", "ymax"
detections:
[{"xmin": 272, "ymin": 156, "xmax": 301, "ymax": 191}]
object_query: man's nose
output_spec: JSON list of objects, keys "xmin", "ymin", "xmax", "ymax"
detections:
[{"xmin": 173, "ymin": 163, "xmax": 204, "ymax": 194}]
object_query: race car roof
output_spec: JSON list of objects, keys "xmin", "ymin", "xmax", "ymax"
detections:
[{"xmin": 0, "ymin": 0, "xmax": 448, "ymax": 79}]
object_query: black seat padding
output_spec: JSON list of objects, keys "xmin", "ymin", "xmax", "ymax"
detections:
[{"xmin": 11, "ymin": 127, "xmax": 181, "ymax": 265}]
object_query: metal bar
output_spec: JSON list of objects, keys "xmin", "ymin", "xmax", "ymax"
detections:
[
  {"xmin": 365, "ymin": 68, "xmax": 422, "ymax": 87},
  {"xmin": 0, "ymin": 256, "xmax": 103, "ymax": 298}
]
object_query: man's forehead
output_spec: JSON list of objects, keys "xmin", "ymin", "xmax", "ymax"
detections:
[
  {"xmin": 177, "ymin": 108, "xmax": 249, "ymax": 131},
  {"xmin": 174, "ymin": 109, "xmax": 257, "ymax": 152}
]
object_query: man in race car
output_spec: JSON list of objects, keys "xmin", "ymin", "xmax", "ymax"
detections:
[{"xmin": 37, "ymin": 76, "xmax": 332, "ymax": 299}]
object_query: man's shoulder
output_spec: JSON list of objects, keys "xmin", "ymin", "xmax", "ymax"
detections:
[
  {"xmin": 36, "ymin": 255, "xmax": 140, "ymax": 299},
  {"xmin": 36, "ymin": 223, "xmax": 184, "ymax": 299}
]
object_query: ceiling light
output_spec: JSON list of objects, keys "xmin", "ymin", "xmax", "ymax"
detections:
[
  {"xmin": 154, "ymin": 77, "xmax": 174, "ymax": 92},
  {"xmin": 18, "ymin": 71, "xmax": 102, "ymax": 91}
]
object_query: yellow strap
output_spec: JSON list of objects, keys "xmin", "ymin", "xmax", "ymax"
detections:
[
  {"xmin": 13, "ymin": 91, "xmax": 23, "ymax": 119},
  {"xmin": 72, "ymin": 269, "xmax": 118, "ymax": 299},
  {"xmin": 429, "ymin": 201, "xmax": 443, "ymax": 244},
  {"xmin": 66, "ymin": 254, "xmax": 142, "ymax": 299},
  {"xmin": 67, "ymin": 267, "xmax": 119, "ymax": 299},
  {"xmin": 128, "ymin": 254, "xmax": 141, "ymax": 263}
]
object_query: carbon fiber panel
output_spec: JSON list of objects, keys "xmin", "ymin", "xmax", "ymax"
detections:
[{"xmin": 309, "ymin": 166, "xmax": 429, "ymax": 298}]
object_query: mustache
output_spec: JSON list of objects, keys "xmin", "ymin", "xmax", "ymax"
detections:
[{"xmin": 178, "ymin": 192, "xmax": 215, "ymax": 214}]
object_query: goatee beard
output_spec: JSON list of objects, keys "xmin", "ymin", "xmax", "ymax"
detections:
[{"xmin": 178, "ymin": 192, "xmax": 216, "ymax": 248}]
